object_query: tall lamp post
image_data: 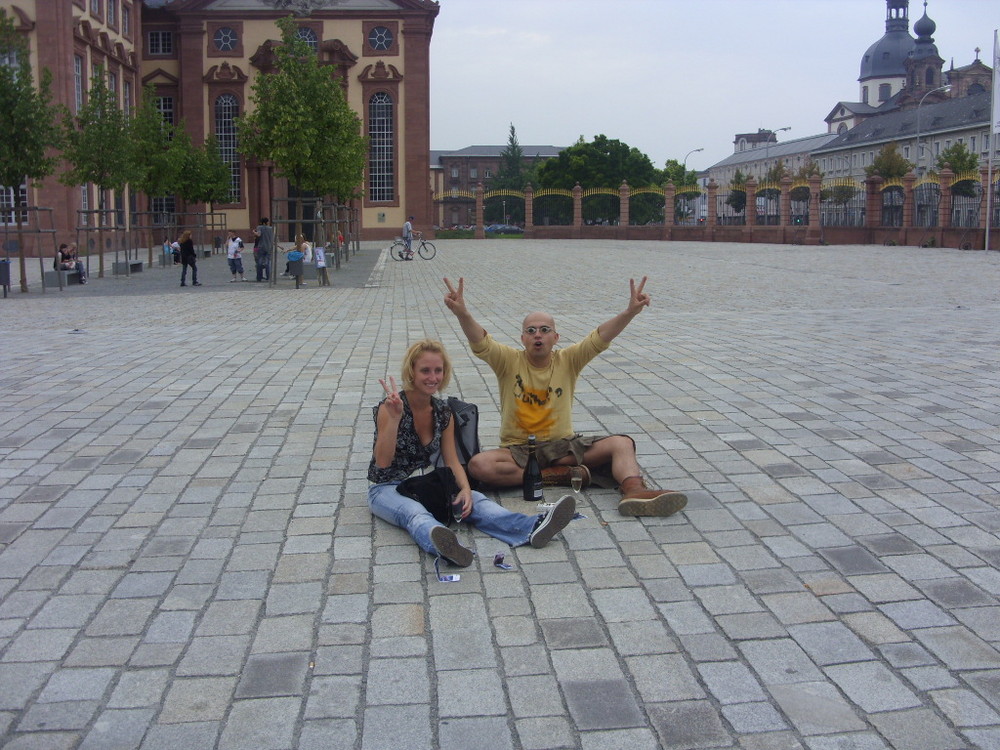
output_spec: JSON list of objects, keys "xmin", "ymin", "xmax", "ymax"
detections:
[
  {"xmin": 683, "ymin": 147, "xmax": 703, "ymax": 172},
  {"xmin": 916, "ymin": 84, "xmax": 951, "ymax": 175},
  {"xmin": 680, "ymin": 148, "xmax": 703, "ymax": 224}
]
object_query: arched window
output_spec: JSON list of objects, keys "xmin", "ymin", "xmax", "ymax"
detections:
[
  {"xmin": 215, "ymin": 93, "xmax": 240, "ymax": 203},
  {"xmin": 296, "ymin": 27, "xmax": 318, "ymax": 52},
  {"xmin": 368, "ymin": 92, "xmax": 394, "ymax": 201}
]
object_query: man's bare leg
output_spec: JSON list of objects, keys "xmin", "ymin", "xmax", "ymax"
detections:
[
  {"xmin": 467, "ymin": 448, "xmax": 523, "ymax": 487},
  {"xmin": 582, "ymin": 435, "xmax": 687, "ymax": 517}
]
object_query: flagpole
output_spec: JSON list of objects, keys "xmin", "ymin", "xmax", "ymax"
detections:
[{"xmin": 986, "ymin": 30, "xmax": 999, "ymax": 251}]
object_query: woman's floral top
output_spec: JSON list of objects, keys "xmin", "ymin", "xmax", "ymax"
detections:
[{"xmin": 368, "ymin": 391, "xmax": 451, "ymax": 484}]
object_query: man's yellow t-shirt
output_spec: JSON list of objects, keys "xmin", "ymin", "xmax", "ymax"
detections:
[{"xmin": 471, "ymin": 329, "xmax": 609, "ymax": 447}]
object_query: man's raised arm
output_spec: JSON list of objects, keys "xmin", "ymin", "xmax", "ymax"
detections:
[
  {"xmin": 443, "ymin": 277, "xmax": 487, "ymax": 344},
  {"xmin": 596, "ymin": 276, "xmax": 651, "ymax": 343}
]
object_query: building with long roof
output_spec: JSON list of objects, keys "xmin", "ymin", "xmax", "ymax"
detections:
[{"xmin": 706, "ymin": 0, "xmax": 994, "ymax": 188}]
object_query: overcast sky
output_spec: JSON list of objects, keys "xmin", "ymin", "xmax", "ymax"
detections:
[{"xmin": 429, "ymin": 0, "xmax": 993, "ymax": 171}]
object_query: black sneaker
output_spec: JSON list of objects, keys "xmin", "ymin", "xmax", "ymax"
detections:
[
  {"xmin": 529, "ymin": 494, "xmax": 576, "ymax": 548},
  {"xmin": 430, "ymin": 526, "xmax": 473, "ymax": 567}
]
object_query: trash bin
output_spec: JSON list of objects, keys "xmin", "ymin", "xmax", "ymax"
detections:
[
  {"xmin": 286, "ymin": 259, "xmax": 303, "ymax": 278},
  {"xmin": 0, "ymin": 259, "xmax": 10, "ymax": 298}
]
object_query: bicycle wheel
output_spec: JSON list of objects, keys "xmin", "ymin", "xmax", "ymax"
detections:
[
  {"xmin": 390, "ymin": 241, "xmax": 407, "ymax": 261},
  {"xmin": 418, "ymin": 240, "xmax": 436, "ymax": 260}
]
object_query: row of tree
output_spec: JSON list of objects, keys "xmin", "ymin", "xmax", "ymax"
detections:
[{"xmin": 1, "ymin": 11, "xmax": 366, "ymax": 291}]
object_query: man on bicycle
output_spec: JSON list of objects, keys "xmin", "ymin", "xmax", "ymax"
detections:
[{"xmin": 402, "ymin": 216, "xmax": 415, "ymax": 260}]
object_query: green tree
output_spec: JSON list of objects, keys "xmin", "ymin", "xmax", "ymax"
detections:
[
  {"xmin": 130, "ymin": 85, "xmax": 186, "ymax": 264},
  {"xmin": 0, "ymin": 9, "xmax": 62, "ymax": 292},
  {"xmin": 663, "ymin": 158, "xmax": 698, "ymax": 189},
  {"xmin": 175, "ymin": 132, "xmax": 232, "ymax": 209},
  {"xmin": 489, "ymin": 124, "xmax": 529, "ymax": 224},
  {"xmin": 238, "ymin": 15, "xmax": 366, "ymax": 238},
  {"xmin": 935, "ymin": 142, "xmax": 979, "ymax": 197},
  {"xmin": 61, "ymin": 66, "xmax": 131, "ymax": 278},
  {"xmin": 866, "ymin": 142, "xmax": 912, "ymax": 180},
  {"xmin": 536, "ymin": 134, "xmax": 659, "ymax": 223},
  {"xmin": 725, "ymin": 169, "xmax": 747, "ymax": 214},
  {"xmin": 790, "ymin": 160, "xmax": 821, "ymax": 203}
]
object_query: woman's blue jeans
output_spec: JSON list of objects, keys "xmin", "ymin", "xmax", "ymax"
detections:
[{"xmin": 368, "ymin": 483, "xmax": 540, "ymax": 557}]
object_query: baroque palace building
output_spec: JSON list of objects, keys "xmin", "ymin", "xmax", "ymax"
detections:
[
  {"xmin": 706, "ymin": 0, "xmax": 994, "ymax": 189},
  {"xmin": 1, "ymin": 0, "xmax": 439, "ymax": 247}
]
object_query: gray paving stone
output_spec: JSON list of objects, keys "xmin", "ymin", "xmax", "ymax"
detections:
[
  {"xmin": 235, "ymin": 651, "xmax": 310, "ymax": 698},
  {"xmin": 7, "ymin": 242, "xmax": 1000, "ymax": 750},
  {"xmin": 646, "ymin": 700, "xmax": 732, "ymax": 749},
  {"xmin": 867, "ymin": 708, "xmax": 967, "ymax": 750}
]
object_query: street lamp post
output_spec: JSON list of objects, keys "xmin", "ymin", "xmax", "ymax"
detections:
[
  {"xmin": 682, "ymin": 147, "xmax": 703, "ymax": 171},
  {"xmin": 678, "ymin": 148, "xmax": 703, "ymax": 225},
  {"xmin": 916, "ymin": 85, "xmax": 951, "ymax": 175}
]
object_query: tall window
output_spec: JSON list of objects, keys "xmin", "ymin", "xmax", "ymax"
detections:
[
  {"xmin": 80, "ymin": 185, "xmax": 90, "ymax": 225},
  {"xmin": 107, "ymin": 70, "xmax": 118, "ymax": 104},
  {"xmin": 0, "ymin": 183, "xmax": 27, "ymax": 226},
  {"xmin": 106, "ymin": 0, "xmax": 116, "ymax": 27},
  {"xmin": 148, "ymin": 30, "xmax": 173, "ymax": 55},
  {"xmin": 155, "ymin": 96, "xmax": 174, "ymax": 125},
  {"xmin": 73, "ymin": 55, "xmax": 83, "ymax": 112},
  {"xmin": 121, "ymin": 5, "xmax": 131, "ymax": 36},
  {"xmin": 368, "ymin": 92, "xmax": 394, "ymax": 202},
  {"xmin": 122, "ymin": 79, "xmax": 132, "ymax": 114},
  {"xmin": 215, "ymin": 94, "xmax": 240, "ymax": 203},
  {"xmin": 0, "ymin": 44, "xmax": 17, "ymax": 69}
]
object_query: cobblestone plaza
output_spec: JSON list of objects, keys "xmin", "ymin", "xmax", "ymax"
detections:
[{"xmin": 2, "ymin": 240, "xmax": 1000, "ymax": 749}]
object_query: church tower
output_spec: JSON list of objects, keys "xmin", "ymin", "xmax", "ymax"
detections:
[
  {"xmin": 903, "ymin": 3, "xmax": 945, "ymax": 96},
  {"xmin": 858, "ymin": 0, "xmax": 914, "ymax": 106}
]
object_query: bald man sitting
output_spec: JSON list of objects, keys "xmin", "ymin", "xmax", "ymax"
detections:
[{"xmin": 443, "ymin": 276, "xmax": 687, "ymax": 517}]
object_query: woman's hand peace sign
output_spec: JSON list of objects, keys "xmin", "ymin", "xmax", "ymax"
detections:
[{"xmin": 378, "ymin": 376, "xmax": 403, "ymax": 420}]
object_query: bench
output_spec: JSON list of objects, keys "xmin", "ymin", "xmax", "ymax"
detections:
[
  {"xmin": 43, "ymin": 269, "xmax": 83, "ymax": 287},
  {"xmin": 113, "ymin": 260, "xmax": 144, "ymax": 275},
  {"xmin": 199, "ymin": 247, "xmax": 212, "ymax": 259}
]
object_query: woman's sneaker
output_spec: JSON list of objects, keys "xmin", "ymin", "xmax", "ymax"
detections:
[
  {"xmin": 529, "ymin": 494, "xmax": 576, "ymax": 548},
  {"xmin": 430, "ymin": 526, "xmax": 473, "ymax": 567}
]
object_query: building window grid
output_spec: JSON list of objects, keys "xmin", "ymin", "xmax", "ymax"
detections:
[
  {"xmin": 215, "ymin": 94, "xmax": 241, "ymax": 203},
  {"xmin": 296, "ymin": 27, "xmax": 318, "ymax": 51},
  {"xmin": 107, "ymin": 70, "xmax": 117, "ymax": 104},
  {"xmin": 148, "ymin": 30, "xmax": 173, "ymax": 56},
  {"xmin": 106, "ymin": 0, "xmax": 116, "ymax": 27},
  {"xmin": 122, "ymin": 5, "xmax": 130, "ymax": 36},
  {"xmin": 155, "ymin": 96, "xmax": 174, "ymax": 125},
  {"xmin": 74, "ymin": 56, "xmax": 84, "ymax": 111},
  {"xmin": 368, "ymin": 92, "xmax": 394, "ymax": 202},
  {"xmin": 123, "ymin": 79, "xmax": 132, "ymax": 114},
  {"xmin": 91, "ymin": 0, "xmax": 101, "ymax": 18},
  {"xmin": 213, "ymin": 27, "xmax": 238, "ymax": 52},
  {"xmin": 0, "ymin": 183, "xmax": 28, "ymax": 225}
]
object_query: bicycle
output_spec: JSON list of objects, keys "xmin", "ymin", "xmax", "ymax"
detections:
[{"xmin": 390, "ymin": 232, "xmax": 436, "ymax": 261}]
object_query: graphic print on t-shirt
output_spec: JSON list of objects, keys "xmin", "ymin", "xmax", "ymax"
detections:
[{"xmin": 513, "ymin": 374, "xmax": 559, "ymax": 439}]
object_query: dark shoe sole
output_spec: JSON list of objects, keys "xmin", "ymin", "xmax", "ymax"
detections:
[
  {"xmin": 430, "ymin": 526, "xmax": 473, "ymax": 567},
  {"xmin": 530, "ymin": 494, "xmax": 576, "ymax": 548},
  {"xmin": 618, "ymin": 492, "xmax": 687, "ymax": 517}
]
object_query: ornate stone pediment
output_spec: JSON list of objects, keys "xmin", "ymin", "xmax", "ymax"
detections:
[
  {"xmin": 358, "ymin": 61, "xmax": 402, "ymax": 83},
  {"xmin": 204, "ymin": 61, "xmax": 248, "ymax": 84}
]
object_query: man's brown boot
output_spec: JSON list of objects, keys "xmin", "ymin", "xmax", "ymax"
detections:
[
  {"xmin": 541, "ymin": 464, "xmax": 590, "ymax": 489},
  {"xmin": 618, "ymin": 476, "xmax": 687, "ymax": 517}
]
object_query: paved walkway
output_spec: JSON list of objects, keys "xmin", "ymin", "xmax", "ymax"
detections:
[{"xmin": 2, "ymin": 240, "xmax": 1000, "ymax": 750}]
